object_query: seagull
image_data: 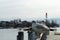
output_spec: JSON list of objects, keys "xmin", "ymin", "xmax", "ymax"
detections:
[
  {"xmin": 24, "ymin": 22, "xmax": 49, "ymax": 40},
  {"xmin": 32, "ymin": 22, "xmax": 49, "ymax": 40},
  {"xmin": 32, "ymin": 23, "xmax": 49, "ymax": 33}
]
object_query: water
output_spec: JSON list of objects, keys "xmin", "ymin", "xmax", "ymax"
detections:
[{"xmin": 0, "ymin": 29, "xmax": 28, "ymax": 40}]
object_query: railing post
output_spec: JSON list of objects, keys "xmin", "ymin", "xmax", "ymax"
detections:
[{"xmin": 17, "ymin": 32, "xmax": 24, "ymax": 40}]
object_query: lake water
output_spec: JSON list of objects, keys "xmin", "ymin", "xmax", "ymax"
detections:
[{"xmin": 0, "ymin": 29, "xmax": 28, "ymax": 40}]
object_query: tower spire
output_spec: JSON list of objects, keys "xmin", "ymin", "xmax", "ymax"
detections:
[
  {"xmin": 45, "ymin": 12, "xmax": 48, "ymax": 22},
  {"xmin": 46, "ymin": 12, "xmax": 47, "ymax": 19}
]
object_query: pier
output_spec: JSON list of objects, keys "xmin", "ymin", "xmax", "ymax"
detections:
[
  {"xmin": 17, "ymin": 27, "xmax": 60, "ymax": 40},
  {"xmin": 17, "ymin": 27, "xmax": 49, "ymax": 40}
]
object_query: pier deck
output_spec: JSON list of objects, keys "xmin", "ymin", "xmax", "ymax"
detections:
[{"xmin": 47, "ymin": 31, "xmax": 60, "ymax": 40}]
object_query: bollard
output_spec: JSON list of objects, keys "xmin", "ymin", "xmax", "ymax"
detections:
[{"xmin": 17, "ymin": 32, "xmax": 24, "ymax": 40}]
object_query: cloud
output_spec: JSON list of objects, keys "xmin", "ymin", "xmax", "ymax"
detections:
[{"xmin": 0, "ymin": 0, "xmax": 60, "ymax": 20}]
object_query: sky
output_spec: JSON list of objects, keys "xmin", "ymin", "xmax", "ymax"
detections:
[{"xmin": 0, "ymin": 0, "xmax": 60, "ymax": 21}]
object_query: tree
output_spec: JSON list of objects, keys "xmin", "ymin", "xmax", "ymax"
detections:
[{"xmin": 51, "ymin": 20, "xmax": 59, "ymax": 27}]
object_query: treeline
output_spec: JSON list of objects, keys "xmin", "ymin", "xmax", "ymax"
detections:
[
  {"xmin": 37, "ymin": 20, "xmax": 59, "ymax": 27},
  {"xmin": 45, "ymin": 20, "xmax": 59, "ymax": 27},
  {"xmin": 0, "ymin": 19, "xmax": 59, "ymax": 28},
  {"xmin": 0, "ymin": 19, "xmax": 32, "ymax": 28}
]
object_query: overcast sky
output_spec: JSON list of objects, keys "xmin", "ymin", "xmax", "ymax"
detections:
[{"xmin": 0, "ymin": 0, "xmax": 60, "ymax": 20}]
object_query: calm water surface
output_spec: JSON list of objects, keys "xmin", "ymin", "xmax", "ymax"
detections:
[{"xmin": 0, "ymin": 29, "xmax": 28, "ymax": 40}]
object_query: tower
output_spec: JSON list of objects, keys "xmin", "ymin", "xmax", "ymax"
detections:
[
  {"xmin": 45, "ymin": 12, "xmax": 48, "ymax": 22},
  {"xmin": 46, "ymin": 12, "xmax": 48, "ymax": 20}
]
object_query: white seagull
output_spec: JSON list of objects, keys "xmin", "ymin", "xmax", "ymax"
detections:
[{"xmin": 32, "ymin": 23, "xmax": 49, "ymax": 33}]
